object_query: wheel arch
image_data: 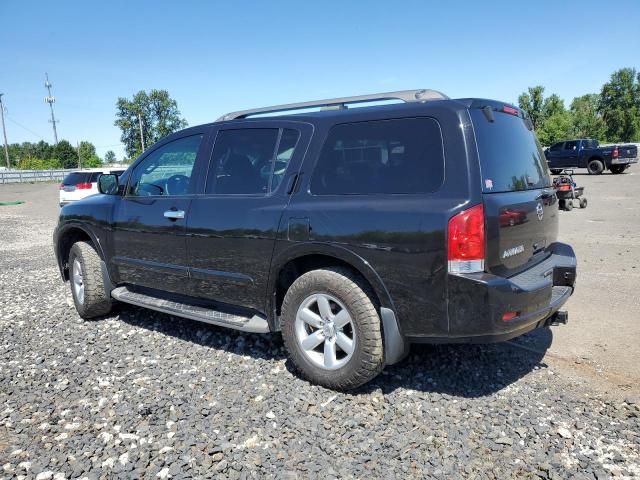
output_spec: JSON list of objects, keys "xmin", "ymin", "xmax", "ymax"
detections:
[
  {"xmin": 55, "ymin": 224, "xmax": 105, "ymax": 281},
  {"xmin": 268, "ymin": 243, "xmax": 396, "ymax": 327}
]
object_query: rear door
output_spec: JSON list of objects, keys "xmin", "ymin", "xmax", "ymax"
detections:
[
  {"xmin": 470, "ymin": 106, "xmax": 558, "ymax": 278},
  {"xmin": 185, "ymin": 121, "xmax": 312, "ymax": 311}
]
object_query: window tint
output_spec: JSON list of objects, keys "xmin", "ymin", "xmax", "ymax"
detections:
[
  {"xmin": 128, "ymin": 135, "xmax": 202, "ymax": 197},
  {"xmin": 471, "ymin": 109, "xmax": 551, "ymax": 193},
  {"xmin": 206, "ymin": 128, "xmax": 299, "ymax": 195},
  {"xmin": 311, "ymin": 118, "xmax": 444, "ymax": 195},
  {"xmin": 564, "ymin": 141, "xmax": 577, "ymax": 151},
  {"xmin": 549, "ymin": 142, "xmax": 563, "ymax": 152},
  {"xmin": 62, "ymin": 172, "xmax": 89, "ymax": 185}
]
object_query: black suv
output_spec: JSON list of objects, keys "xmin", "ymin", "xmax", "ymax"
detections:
[{"xmin": 53, "ymin": 90, "xmax": 577, "ymax": 389}]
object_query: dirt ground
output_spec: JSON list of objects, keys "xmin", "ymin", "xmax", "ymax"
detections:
[{"xmin": 1, "ymin": 170, "xmax": 638, "ymax": 398}]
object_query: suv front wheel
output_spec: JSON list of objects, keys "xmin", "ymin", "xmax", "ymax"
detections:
[
  {"xmin": 68, "ymin": 241, "xmax": 113, "ymax": 319},
  {"xmin": 281, "ymin": 267, "xmax": 384, "ymax": 390}
]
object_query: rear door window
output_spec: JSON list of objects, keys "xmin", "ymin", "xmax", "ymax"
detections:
[
  {"xmin": 471, "ymin": 109, "xmax": 551, "ymax": 193},
  {"xmin": 549, "ymin": 142, "xmax": 563, "ymax": 152},
  {"xmin": 311, "ymin": 117, "xmax": 445, "ymax": 195},
  {"xmin": 206, "ymin": 128, "xmax": 300, "ymax": 195}
]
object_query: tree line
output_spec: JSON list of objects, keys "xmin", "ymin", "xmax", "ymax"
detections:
[
  {"xmin": 5, "ymin": 139, "xmax": 118, "ymax": 170},
  {"xmin": 518, "ymin": 67, "xmax": 640, "ymax": 146}
]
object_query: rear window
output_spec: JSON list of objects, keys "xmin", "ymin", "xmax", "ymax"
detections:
[
  {"xmin": 62, "ymin": 172, "xmax": 89, "ymax": 185},
  {"xmin": 311, "ymin": 117, "xmax": 445, "ymax": 195},
  {"xmin": 471, "ymin": 109, "xmax": 551, "ymax": 193}
]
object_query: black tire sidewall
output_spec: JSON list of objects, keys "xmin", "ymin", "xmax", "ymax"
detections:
[
  {"xmin": 281, "ymin": 268, "xmax": 384, "ymax": 389},
  {"xmin": 69, "ymin": 242, "xmax": 112, "ymax": 319},
  {"xmin": 588, "ymin": 160, "xmax": 604, "ymax": 175}
]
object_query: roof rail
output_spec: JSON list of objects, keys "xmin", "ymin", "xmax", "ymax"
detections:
[{"xmin": 216, "ymin": 89, "xmax": 449, "ymax": 121}]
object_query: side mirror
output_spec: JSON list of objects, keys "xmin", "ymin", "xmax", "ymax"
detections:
[{"xmin": 98, "ymin": 174, "xmax": 119, "ymax": 195}]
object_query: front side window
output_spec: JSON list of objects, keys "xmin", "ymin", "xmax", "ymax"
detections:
[
  {"xmin": 564, "ymin": 141, "xmax": 577, "ymax": 151},
  {"xmin": 128, "ymin": 135, "xmax": 202, "ymax": 197},
  {"xmin": 311, "ymin": 118, "xmax": 445, "ymax": 195},
  {"xmin": 206, "ymin": 128, "xmax": 300, "ymax": 195}
]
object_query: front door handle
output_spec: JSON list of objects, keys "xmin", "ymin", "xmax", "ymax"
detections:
[{"xmin": 164, "ymin": 209, "xmax": 185, "ymax": 220}]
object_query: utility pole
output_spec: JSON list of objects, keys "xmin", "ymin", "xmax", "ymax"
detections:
[
  {"xmin": 44, "ymin": 73, "xmax": 59, "ymax": 144},
  {"xmin": 0, "ymin": 93, "xmax": 10, "ymax": 169},
  {"xmin": 77, "ymin": 142, "xmax": 82, "ymax": 169},
  {"xmin": 137, "ymin": 112, "xmax": 145, "ymax": 151}
]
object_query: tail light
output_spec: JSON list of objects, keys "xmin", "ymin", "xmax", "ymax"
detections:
[
  {"xmin": 76, "ymin": 182, "xmax": 92, "ymax": 189},
  {"xmin": 612, "ymin": 147, "xmax": 619, "ymax": 158},
  {"xmin": 448, "ymin": 204, "xmax": 485, "ymax": 274}
]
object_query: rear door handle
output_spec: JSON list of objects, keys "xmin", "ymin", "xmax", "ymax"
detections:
[{"xmin": 164, "ymin": 209, "xmax": 185, "ymax": 220}]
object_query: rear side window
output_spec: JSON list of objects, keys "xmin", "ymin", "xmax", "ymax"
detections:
[
  {"xmin": 549, "ymin": 142, "xmax": 563, "ymax": 152},
  {"xmin": 62, "ymin": 172, "xmax": 88, "ymax": 185},
  {"xmin": 311, "ymin": 118, "xmax": 445, "ymax": 195},
  {"xmin": 471, "ymin": 109, "xmax": 551, "ymax": 193}
]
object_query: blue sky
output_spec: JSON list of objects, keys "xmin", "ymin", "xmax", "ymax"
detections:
[{"xmin": 1, "ymin": 0, "xmax": 639, "ymax": 159}]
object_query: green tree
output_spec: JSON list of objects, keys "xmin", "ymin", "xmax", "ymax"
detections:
[
  {"xmin": 599, "ymin": 68, "xmax": 640, "ymax": 142},
  {"xmin": 570, "ymin": 94, "xmax": 605, "ymax": 140},
  {"xmin": 114, "ymin": 89, "xmax": 188, "ymax": 157},
  {"xmin": 518, "ymin": 86, "xmax": 546, "ymax": 129},
  {"xmin": 104, "ymin": 150, "xmax": 116, "ymax": 163},
  {"xmin": 55, "ymin": 140, "xmax": 78, "ymax": 169},
  {"xmin": 78, "ymin": 141, "xmax": 98, "ymax": 167}
]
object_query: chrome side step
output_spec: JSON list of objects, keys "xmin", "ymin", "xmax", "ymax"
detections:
[{"xmin": 111, "ymin": 286, "xmax": 269, "ymax": 333}]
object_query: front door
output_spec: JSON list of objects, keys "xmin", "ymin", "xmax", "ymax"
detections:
[
  {"xmin": 111, "ymin": 132, "xmax": 207, "ymax": 295},
  {"xmin": 185, "ymin": 122, "xmax": 311, "ymax": 312}
]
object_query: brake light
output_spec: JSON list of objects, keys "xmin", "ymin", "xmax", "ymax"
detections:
[
  {"xmin": 76, "ymin": 182, "xmax": 92, "ymax": 189},
  {"xmin": 448, "ymin": 203, "xmax": 485, "ymax": 273},
  {"xmin": 502, "ymin": 311, "xmax": 520, "ymax": 321},
  {"xmin": 502, "ymin": 105, "xmax": 519, "ymax": 116},
  {"xmin": 612, "ymin": 147, "xmax": 619, "ymax": 158}
]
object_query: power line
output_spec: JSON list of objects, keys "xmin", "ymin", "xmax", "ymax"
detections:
[
  {"xmin": 44, "ymin": 73, "xmax": 59, "ymax": 144},
  {"xmin": 5, "ymin": 116, "xmax": 47, "ymax": 141}
]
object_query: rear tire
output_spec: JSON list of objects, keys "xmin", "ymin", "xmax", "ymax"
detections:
[
  {"xmin": 579, "ymin": 198, "xmax": 588, "ymax": 209},
  {"xmin": 587, "ymin": 159, "xmax": 604, "ymax": 175},
  {"xmin": 610, "ymin": 165, "xmax": 626, "ymax": 174},
  {"xmin": 565, "ymin": 201, "xmax": 573, "ymax": 211},
  {"xmin": 281, "ymin": 267, "xmax": 384, "ymax": 390},
  {"xmin": 68, "ymin": 241, "xmax": 113, "ymax": 319}
]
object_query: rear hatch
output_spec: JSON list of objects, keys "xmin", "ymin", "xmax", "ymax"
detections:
[
  {"xmin": 61, "ymin": 172, "xmax": 89, "ymax": 192},
  {"xmin": 470, "ymin": 103, "xmax": 558, "ymax": 278}
]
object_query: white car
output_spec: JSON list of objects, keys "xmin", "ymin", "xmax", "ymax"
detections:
[{"xmin": 59, "ymin": 168, "xmax": 126, "ymax": 207}]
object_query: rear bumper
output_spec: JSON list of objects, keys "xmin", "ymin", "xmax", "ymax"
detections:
[
  {"xmin": 611, "ymin": 157, "xmax": 638, "ymax": 165},
  {"xmin": 412, "ymin": 242, "xmax": 576, "ymax": 343}
]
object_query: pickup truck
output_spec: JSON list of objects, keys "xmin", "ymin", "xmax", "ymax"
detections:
[{"xmin": 545, "ymin": 139, "xmax": 638, "ymax": 174}]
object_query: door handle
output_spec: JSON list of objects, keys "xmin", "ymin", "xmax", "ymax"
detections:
[{"xmin": 164, "ymin": 209, "xmax": 185, "ymax": 220}]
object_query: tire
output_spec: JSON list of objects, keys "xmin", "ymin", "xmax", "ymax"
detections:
[
  {"xmin": 579, "ymin": 198, "xmax": 588, "ymax": 209},
  {"xmin": 281, "ymin": 267, "xmax": 384, "ymax": 390},
  {"xmin": 610, "ymin": 165, "xmax": 626, "ymax": 174},
  {"xmin": 587, "ymin": 159, "xmax": 604, "ymax": 175},
  {"xmin": 565, "ymin": 201, "xmax": 573, "ymax": 211},
  {"xmin": 68, "ymin": 241, "xmax": 113, "ymax": 319},
  {"xmin": 550, "ymin": 169, "xmax": 563, "ymax": 175}
]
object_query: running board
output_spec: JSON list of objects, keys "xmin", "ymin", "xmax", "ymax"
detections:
[{"xmin": 111, "ymin": 286, "xmax": 269, "ymax": 333}]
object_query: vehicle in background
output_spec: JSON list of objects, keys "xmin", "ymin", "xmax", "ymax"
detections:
[
  {"xmin": 53, "ymin": 90, "xmax": 577, "ymax": 390},
  {"xmin": 545, "ymin": 139, "xmax": 638, "ymax": 175},
  {"xmin": 59, "ymin": 168, "xmax": 125, "ymax": 206}
]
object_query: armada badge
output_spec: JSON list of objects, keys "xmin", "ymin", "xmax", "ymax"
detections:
[{"xmin": 503, "ymin": 245, "xmax": 525, "ymax": 259}]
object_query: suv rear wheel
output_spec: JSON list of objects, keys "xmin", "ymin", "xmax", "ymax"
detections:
[
  {"xmin": 69, "ymin": 241, "xmax": 113, "ymax": 319},
  {"xmin": 281, "ymin": 267, "xmax": 384, "ymax": 390}
]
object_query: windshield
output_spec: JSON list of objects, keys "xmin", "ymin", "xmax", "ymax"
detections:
[{"xmin": 471, "ymin": 109, "xmax": 551, "ymax": 193}]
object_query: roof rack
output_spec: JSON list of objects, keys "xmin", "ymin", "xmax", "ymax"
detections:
[{"xmin": 216, "ymin": 89, "xmax": 449, "ymax": 122}]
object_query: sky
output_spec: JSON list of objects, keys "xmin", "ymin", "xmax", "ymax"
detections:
[{"xmin": 1, "ymin": 0, "xmax": 639, "ymax": 160}]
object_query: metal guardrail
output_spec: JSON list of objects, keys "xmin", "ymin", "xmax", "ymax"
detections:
[{"xmin": 0, "ymin": 169, "xmax": 76, "ymax": 184}]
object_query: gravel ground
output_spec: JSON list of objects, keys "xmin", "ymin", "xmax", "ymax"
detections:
[{"xmin": 1, "ymin": 184, "xmax": 639, "ymax": 479}]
